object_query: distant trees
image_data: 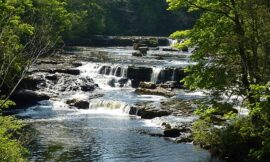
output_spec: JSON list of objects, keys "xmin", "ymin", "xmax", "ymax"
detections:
[
  {"xmin": 63, "ymin": 0, "xmax": 105, "ymax": 41},
  {"xmin": 168, "ymin": 0, "xmax": 270, "ymax": 161},
  {"xmin": 97, "ymin": 0, "xmax": 198, "ymax": 36}
]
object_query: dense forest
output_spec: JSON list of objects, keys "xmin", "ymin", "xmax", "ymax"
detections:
[{"xmin": 0, "ymin": 0, "xmax": 270, "ymax": 161}]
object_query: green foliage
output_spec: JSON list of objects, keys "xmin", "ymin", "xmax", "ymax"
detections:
[
  {"xmin": 168, "ymin": 0, "xmax": 270, "ymax": 161},
  {"xmin": 0, "ymin": 0, "xmax": 73, "ymax": 161},
  {"xmin": 0, "ymin": 116, "xmax": 28, "ymax": 162},
  {"xmin": 0, "ymin": 100, "xmax": 16, "ymax": 109},
  {"xmin": 63, "ymin": 0, "xmax": 105, "ymax": 41},
  {"xmin": 169, "ymin": 30, "xmax": 191, "ymax": 39},
  {"xmin": 97, "ymin": 0, "xmax": 198, "ymax": 36}
]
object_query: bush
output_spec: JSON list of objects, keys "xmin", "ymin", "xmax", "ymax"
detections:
[{"xmin": 0, "ymin": 116, "xmax": 28, "ymax": 162}]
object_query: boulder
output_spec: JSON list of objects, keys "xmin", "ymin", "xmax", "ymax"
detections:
[
  {"xmin": 155, "ymin": 56, "xmax": 164, "ymax": 60},
  {"xmin": 176, "ymin": 133, "xmax": 193, "ymax": 143},
  {"xmin": 118, "ymin": 78, "xmax": 129, "ymax": 85},
  {"xmin": 37, "ymin": 60, "xmax": 62, "ymax": 65},
  {"xmin": 20, "ymin": 76, "xmax": 46, "ymax": 90},
  {"xmin": 132, "ymin": 52, "xmax": 143, "ymax": 57},
  {"xmin": 159, "ymin": 81, "xmax": 182, "ymax": 89},
  {"xmin": 164, "ymin": 128, "xmax": 181, "ymax": 138},
  {"xmin": 138, "ymin": 109, "xmax": 170, "ymax": 119},
  {"xmin": 72, "ymin": 62, "xmax": 83, "ymax": 67},
  {"xmin": 107, "ymin": 78, "xmax": 116, "ymax": 87},
  {"xmin": 66, "ymin": 99, "xmax": 89, "ymax": 109},
  {"xmin": 11, "ymin": 90, "xmax": 50, "ymax": 107},
  {"xmin": 51, "ymin": 69, "xmax": 80, "ymax": 75},
  {"xmin": 161, "ymin": 122, "xmax": 172, "ymax": 129},
  {"xmin": 157, "ymin": 68, "xmax": 186, "ymax": 84},
  {"xmin": 135, "ymin": 87, "xmax": 175, "ymax": 97},
  {"xmin": 139, "ymin": 82, "xmax": 157, "ymax": 89},
  {"xmin": 129, "ymin": 106, "xmax": 139, "ymax": 115},
  {"xmin": 127, "ymin": 67, "xmax": 152, "ymax": 87},
  {"xmin": 138, "ymin": 47, "xmax": 149, "ymax": 55},
  {"xmin": 74, "ymin": 101, "xmax": 89, "ymax": 109},
  {"xmin": 46, "ymin": 74, "xmax": 58, "ymax": 81},
  {"xmin": 81, "ymin": 83, "xmax": 96, "ymax": 91}
]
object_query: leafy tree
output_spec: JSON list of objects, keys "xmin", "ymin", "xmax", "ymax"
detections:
[
  {"xmin": 63, "ymin": 0, "xmax": 105, "ymax": 42},
  {"xmin": 0, "ymin": 0, "xmax": 72, "ymax": 161},
  {"xmin": 168, "ymin": 0, "xmax": 270, "ymax": 161}
]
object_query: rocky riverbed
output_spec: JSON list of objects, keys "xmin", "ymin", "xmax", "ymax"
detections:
[{"xmin": 8, "ymin": 41, "xmax": 222, "ymax": 161}]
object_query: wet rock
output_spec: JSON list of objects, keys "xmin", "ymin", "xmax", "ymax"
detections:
[
  {"xmin": 37, "ymin": 60, "xmax": 63, "ymax": 65},
  {"xmin": 139, "ymin": 82, "xmax": 157, "ymax": 89},
  {"xmin": 159, "ymin": 81, "xmax": 182, "ymax": 89},
  {"xmin": 164, "ymin": 128, "xmax": 181, "ymax": 137},
  {"xmin": 155, "ymin": 56, "xmax": 164, "ymax": 60},
  {"xmin": 108, "ymin": 78, "xmax": 116, "ymax": 87},
  {"xmin": 138, "ymin": 47, "xmax": 149, "ymax": 55},
  {"xmin": 157, "ymin": 68, "xmax": 186, "ymax": 84},
  {"xmin": 11, "ymin": 90, "xmax": 50, "ymax": 107},
  {"xmin": 51, "ymin": 69, "xmax": 80, "ymax": 75},
  {"xmin": 135, "ymin": 87, "xmax": 175, "ymax": 97},
  {"xmin": 129, "ymin": 106, "xmax": 139, "ymax": 115},
  {"xmin": 132, "ymin": 52, "xmax": 143, "ymax": 57},
  {"xmin": 20, "ymin": 75, "xmax": 46, "ymax": 90},
  {"xmin": 138, "ymin": 109, "xmax": 171, "ymax": 119},
  {"xmin": 53, "ymin": 76, "xmax": 96, "ymax": 92},
  {"xmin": 162, "ymin": 48, "xmax": 179, "ymax": 52},
  {"xmin": 160, "ymin": 99, "xmax": 196, "ymax": 116},
  {"xmin": 72, "ymin": 62, "xmax": 83, "ymax": 67},
  {"xmin": 118, "ymin": 78, "xmax": 128, "ymax": 85},
  {"xmin": 176, "ymin": 133, "xmax": 193, "ymax": 143},
  {"xmin": 161, "ymin": 122, "xmax": 172, "ymax": 129},
  {"xmin": 66, "ymin": 99, "xmax": 89, "ymax": 109},
  {"xmin": 81, "ymin": 83, "xmax": 96, "ymax": 91},
  {"xmin": 74, "ymin": 101, "xmax": 89, "ymax": 109},
  {"xmin": 46, "ymin": 74, "xmax": 58, "ymax": 81},
  {"xmin": 127, "ymin": 67, "xmax": 152, "ymax": 87}
]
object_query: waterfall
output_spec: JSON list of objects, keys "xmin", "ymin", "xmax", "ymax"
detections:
[
  {"xmin": 89, "ymin": 99, "xmax": 131, "ymax": 114},
  {"xmin": 99, "ymin": 65, "xmax": 128, "ymax": 77},
  {"xmin": 171, "ymin": 68, "xmax": 176, "ymax": 81},
  {"xmin": 78, "ymin": 63, "xmax": 131, "ymax": 88},
  {"xmin": 168, "ymin": 39, "xmax": 178, "ymax": 46},
  {"xmin": 151, "ymin": 67, "xmax": 162, "ymax": 83}
]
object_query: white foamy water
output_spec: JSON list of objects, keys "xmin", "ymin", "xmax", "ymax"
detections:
[
  {"xmin": 151, "ymin": 115, "xmax": 198, "ymax": 128},
  {"xmin": 151, "ymin": 67, "xmax": 162, "ymax": 83}
]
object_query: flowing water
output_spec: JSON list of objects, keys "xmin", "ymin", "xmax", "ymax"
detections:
[{"xmin": 16, "ymin": 45, "xmax": 221, "ymax": 162}]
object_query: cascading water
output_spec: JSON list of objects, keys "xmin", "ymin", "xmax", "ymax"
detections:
[
  {"xmin": 78, "ymin": 63, "xmax": 131, "ymax": 89},
  {"xmin": 89, "ymin": 99, "xmax": 131, "ymax": 114},
  {"xmin": 16, "ymin": 46, "xmax": 222, "ymax": 162},
  {"xmin": 168, "ymin": 39, "xmax": 178, "ymax": 46},
  {"xmin": 151, "ymin": 67, "xmax": 162, "ymax": 83}
]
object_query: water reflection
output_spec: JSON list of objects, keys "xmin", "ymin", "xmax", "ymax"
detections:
[{"xmin": 27, "ymin": 113, "xmax": 221, "ymax": 162}]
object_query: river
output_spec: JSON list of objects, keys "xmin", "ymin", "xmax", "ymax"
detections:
[{"xmin": 14, "ymin": 45, "xmax": 222, "ymax": 162}]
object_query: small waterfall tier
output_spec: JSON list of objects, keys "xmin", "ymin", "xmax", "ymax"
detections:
[
  {"xmin": 79, "ymin": 63, "xmax": 186, "ymax": 88},
  {"xmin": 89, "ymin": 99, "xmax": 132, "ymax": 114}
]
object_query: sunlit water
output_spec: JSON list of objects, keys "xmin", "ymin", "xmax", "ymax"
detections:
[
  {"xmin": 18, "ymin": 46, "xmax": 222, "ymax": 162},
  {"xmin": 22, "ymin": 103, "xmax": 217, "ymax": 162}
]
